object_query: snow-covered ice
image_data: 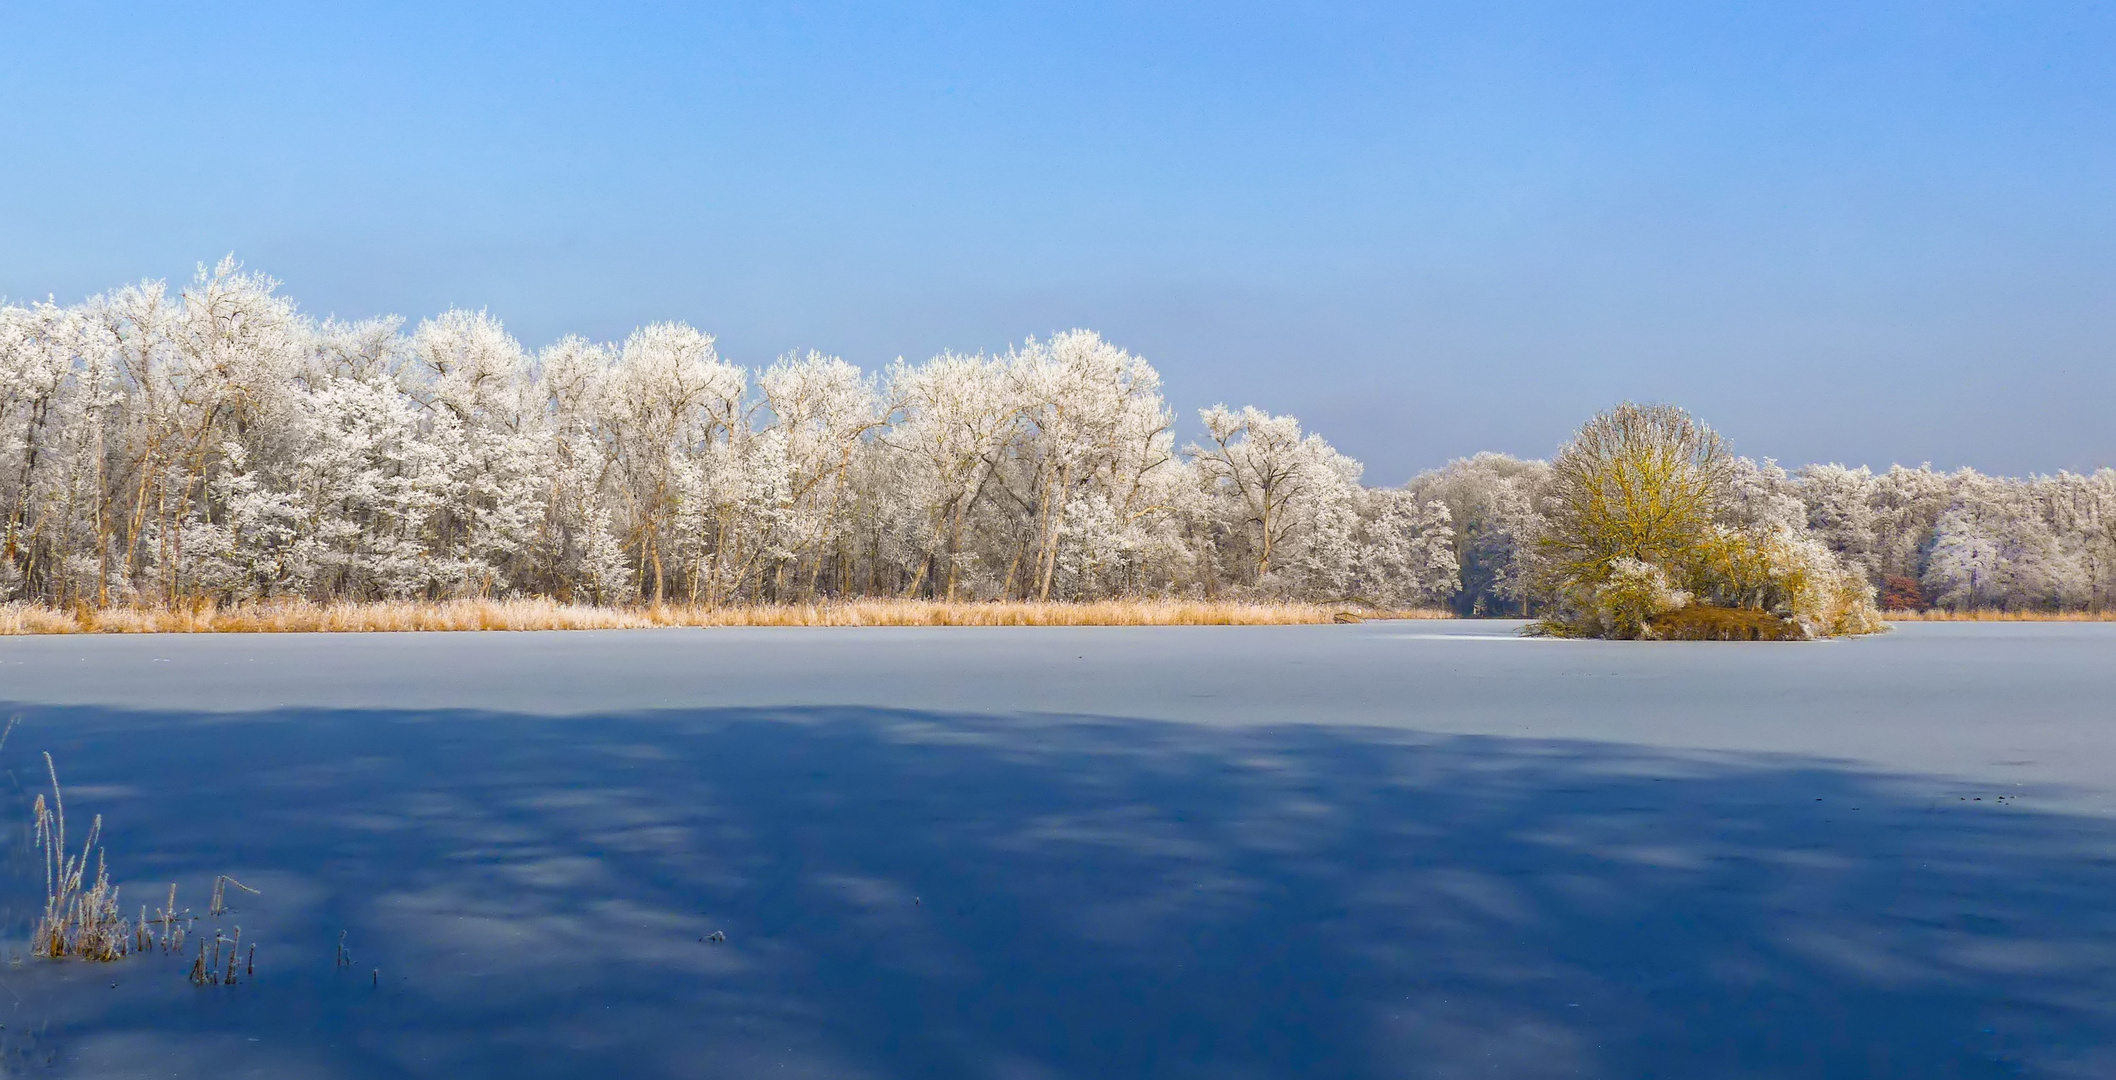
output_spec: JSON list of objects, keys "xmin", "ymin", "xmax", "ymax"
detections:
[{"xmin": 2, "ymin": 620, "xmax": 2112, "ymax": 1077}]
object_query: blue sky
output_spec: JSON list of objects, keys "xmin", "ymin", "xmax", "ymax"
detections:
[{"xmin": 3, "ymin": 2, "xmax": 2112, "ymax": 481}]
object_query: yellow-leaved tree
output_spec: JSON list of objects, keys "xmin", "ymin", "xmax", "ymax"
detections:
[{"xmin": 1530, "ymin": 403, "xmax": 1883, "ymax": 640}]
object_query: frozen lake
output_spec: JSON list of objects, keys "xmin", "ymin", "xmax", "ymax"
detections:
[{"xmin": 2, "ymin": 620, "xmax": 2114, "ymax": 1078}]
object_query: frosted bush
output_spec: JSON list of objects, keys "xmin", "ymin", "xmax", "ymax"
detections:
[{"xmin": 1588, "ymin": 558, "xmax": 1689, "ymax": 639}]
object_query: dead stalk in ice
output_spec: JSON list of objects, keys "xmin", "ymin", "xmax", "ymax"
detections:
[
  {"xmin": 31, "ymin": 752, "xmax": 131, "ymax": 961},
  {"xmin": 189, "ymin": 925, "xmax": 254, "ymax": 987},
  {"xmin": 154, "ymin": 884, "xmax": 189, "ymax": 954}
]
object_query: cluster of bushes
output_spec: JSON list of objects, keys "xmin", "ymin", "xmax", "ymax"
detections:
[
  {"xmin": 1411, "ymin": 441, "xmax": 2114, "ymax": 623},
  {"xmin": 1507, "ymin": 404, "xmax": 1884, "ymax": 640}
]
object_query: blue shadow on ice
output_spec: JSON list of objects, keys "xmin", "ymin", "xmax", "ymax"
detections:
[{"xmin": 0, "ymin": 702, "xmax": 2110, "ymax": 1078}]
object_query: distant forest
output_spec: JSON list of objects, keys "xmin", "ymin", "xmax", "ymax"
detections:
[{"xmin": 2, "ymin": 261, "xmax": 2109, "ymax": 614}]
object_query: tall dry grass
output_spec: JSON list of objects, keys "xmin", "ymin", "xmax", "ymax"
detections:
[
  {"xmin": 23, "ymin": 733, "xmax": 245, "ymax": 978},
  {"xmin": 1883, "ymin": 609, "xmax": 2116, "ymax": 622},
  {"xmin": 0, "ymin": 598, "xmax": 1452, "ymax": 634},
  {"xmin": 32, "ymin": 750, "xmax": 137, "ymax": 962}
]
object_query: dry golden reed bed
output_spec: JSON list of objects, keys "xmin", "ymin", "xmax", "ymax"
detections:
[
  {"xmin": 0, "ymin": 599, "xmax": 1452, "ymax": 634},
  {"xmin": 1882, "ymin": 609, "xmax": 2116, "ymax": 622}
]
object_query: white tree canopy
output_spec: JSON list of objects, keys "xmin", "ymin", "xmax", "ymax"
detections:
[{"xmin": 0, "ymin": 265, "xmax": 1454, "ymax": 608}]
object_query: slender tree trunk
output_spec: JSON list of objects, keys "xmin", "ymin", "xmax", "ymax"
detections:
[{"xmin": 93, "ymin": 415, "xmax": 109, "ymax": 607}]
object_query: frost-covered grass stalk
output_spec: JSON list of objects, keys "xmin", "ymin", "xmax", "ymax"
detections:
[
  {"xmin": 0, "ymin": 597, "xmax": 1449, "ymax": 633},
  {"xmin": 27, "ymin": 750, "xmax": 203, "ymax": 963},
  {"xmin": 31, "ymin": 752, "xmax": 134, "ymax": 961}
]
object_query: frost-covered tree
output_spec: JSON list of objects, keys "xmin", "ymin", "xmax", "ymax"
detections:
[
  {"xmin": 1346, "ymin": 490, "xmax": 1460, "ymax": 607},
  {"xmin": 1923, "ymin": 477, "xmax": 2068, "ymax": 612},
  {"xmin": 2044, "ymin": 470, "xmax": 2116, "ymax": 611},
  {"xmin": 597, "ymin": 322, "xmax": 744, "ymax": 603},
  {"xmin": 880, "ymin": 350, "xmax": 1017, "ymax": 599},
  {"xmin": 1190, "ymin": 405, "xmax": 1357, "ymax": 591},
  {"xmin": 1534, "ymin": 403, "xmax": 1734, "ymax": 593},
  {"xmin": 1782, "ymin": 463, "xmax": 2116, "ymax": 614},
  {"xmin": 1407, "ymin": 452, "xmax": 1549, "ymax": 615}
]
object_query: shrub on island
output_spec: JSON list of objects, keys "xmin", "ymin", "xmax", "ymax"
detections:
[{"xmin": 1525, "ymin": 403, "xmax": 1885, "ymax": 640}]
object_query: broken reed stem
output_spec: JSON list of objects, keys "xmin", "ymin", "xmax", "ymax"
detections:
[
  {"xmin": 208, "ymin": 875, "xmax": 258, "ymax": 917},
  {"xmin": 0, "ymin": 598, "xmax": 1453, "ymax": 634}
]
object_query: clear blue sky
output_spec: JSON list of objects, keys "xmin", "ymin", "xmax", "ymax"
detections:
[{"xmin": 3, "ymin": 2, "xmax": 2112, "ymax": 481}]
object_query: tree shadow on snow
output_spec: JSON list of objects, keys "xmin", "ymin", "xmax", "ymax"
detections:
[{"xmin": 0, "ymin": 702, "xmax": 2111, "ymax": 1079}]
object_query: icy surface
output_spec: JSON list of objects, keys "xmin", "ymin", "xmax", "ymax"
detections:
[{"xmin": 1, "ymin": 620, "xmax": 2112, "ymax": 1077}]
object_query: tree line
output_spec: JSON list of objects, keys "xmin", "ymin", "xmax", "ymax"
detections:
[
  {"xmin": 0, "ymin": 261, "xmax": 1456, "ymax": 610},
  {"xmin": 1414, "ymin": 443, "xmax": 2116, "ymax": 618},
  {"xmin": 3, "ymin": 261, "xmax": 2105, "ymax": 615}
]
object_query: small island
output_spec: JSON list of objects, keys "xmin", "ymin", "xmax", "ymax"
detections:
[{"xmin": 1524, "ymin": 403, "xmax": 1884, "ymax": 640}]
